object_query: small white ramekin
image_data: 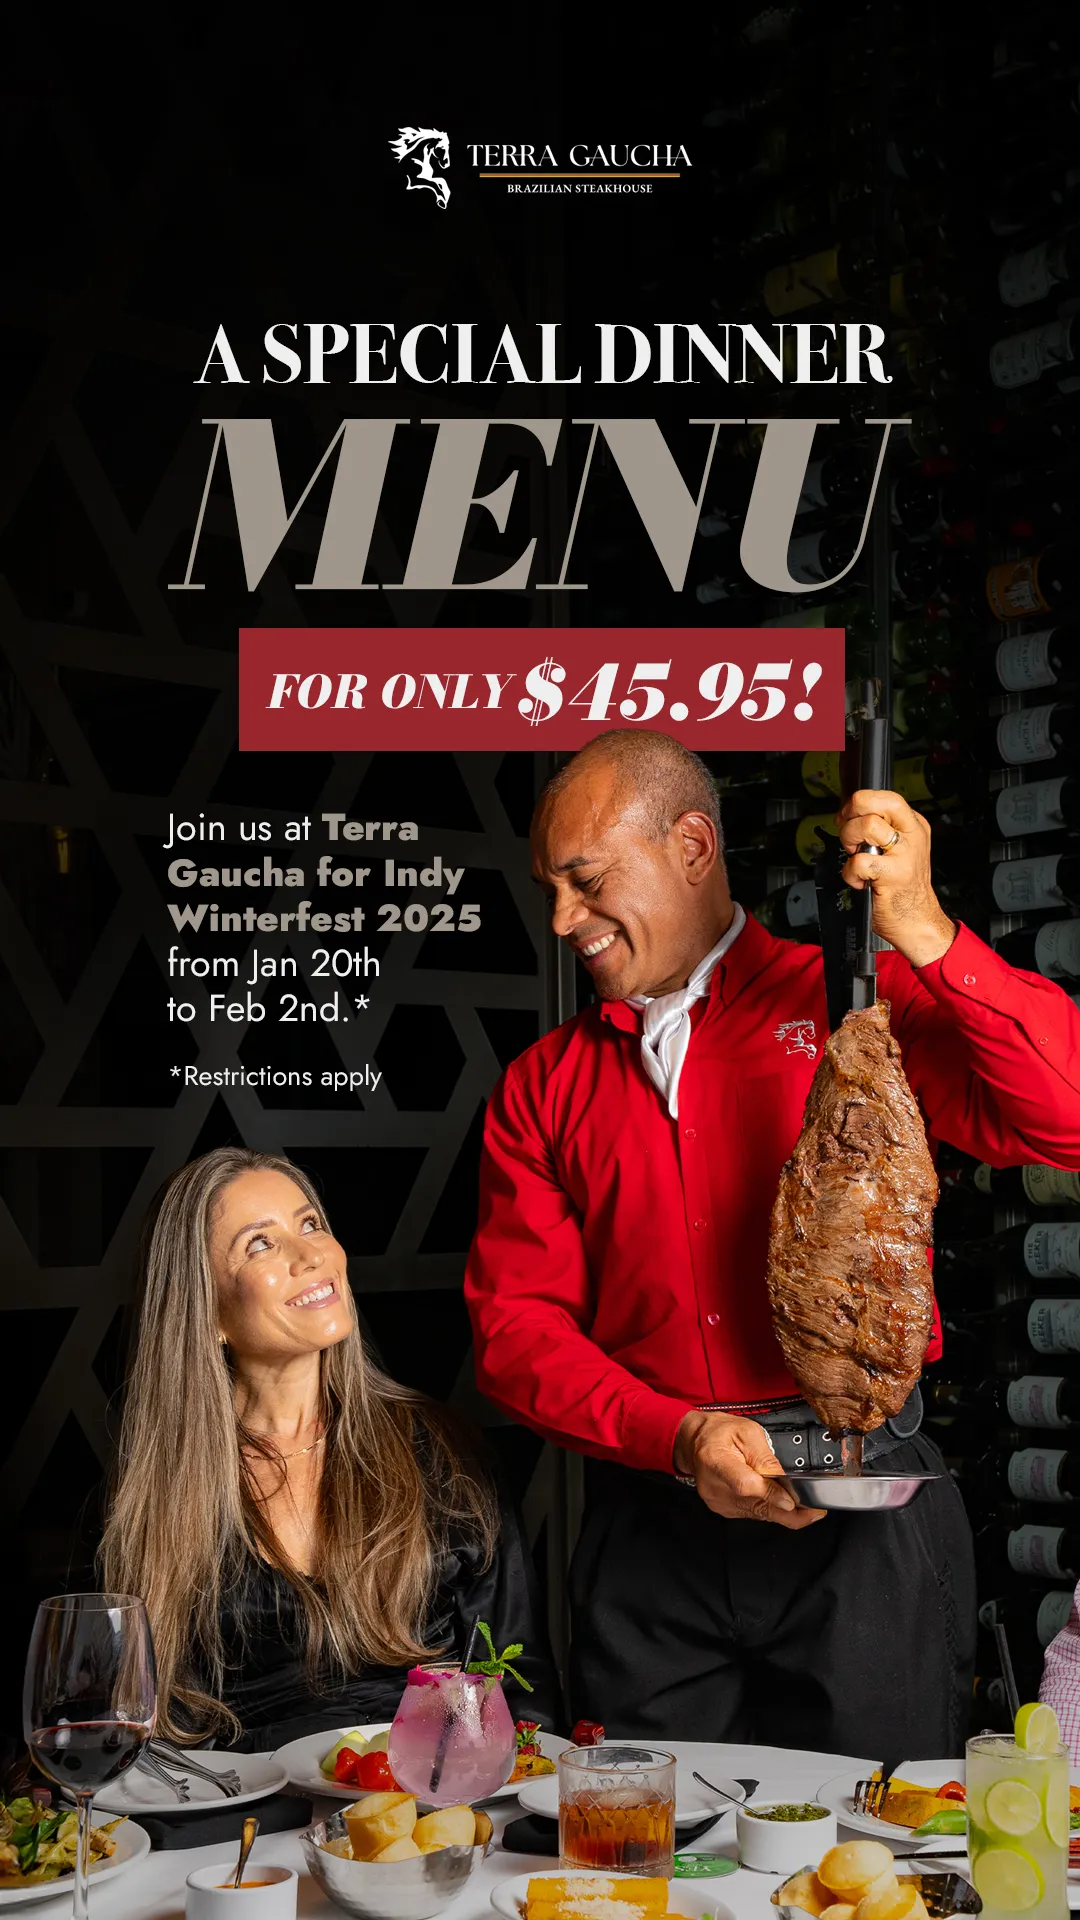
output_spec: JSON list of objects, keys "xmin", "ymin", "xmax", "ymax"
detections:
[
  {"xmin": 736, "ymin": 1800, "xmax": 836, "ymax": 1874},
  {"xmin": 185, "ymin": 1862, "xmax": 297, "ymax": 1918}
]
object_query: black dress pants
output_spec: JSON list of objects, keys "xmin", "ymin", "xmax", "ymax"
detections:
[{"xmin": 567, "ymin": 1431, "xmax": 975, "ymax": 1760}]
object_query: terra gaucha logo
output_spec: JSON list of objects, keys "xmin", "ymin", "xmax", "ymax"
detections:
[{"xmin": 389, "ymin": 127, "xmax": 451, "ymax": 210}]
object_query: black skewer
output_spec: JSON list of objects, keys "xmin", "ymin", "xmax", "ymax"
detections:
[
  {"xmin": 842, "ymin": 682, "xmax": 893, "ymax": 1477},
  {"xmin": 850, "ymin": 679, "xmax": 891, "ymax": 1013}
]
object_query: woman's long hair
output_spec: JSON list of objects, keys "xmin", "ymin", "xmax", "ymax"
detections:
[{"xmin": 99, "ymin": 1148, "xmax": 496, "ymax": 1741}]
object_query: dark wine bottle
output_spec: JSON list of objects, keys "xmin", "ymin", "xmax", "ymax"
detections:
[
  {"xmin": 755, "ymin": 876, "xmax": 821, "ymax": 938},
  {"xmin": 890, "ymin": 472, "xmax": 970, "ymax": 539},
  {"xmin": 998, "ymin": 230, "xmax": 1080, "ymax": 309},
  {"xmin": 760, "ymin": 750, "xmax": 845, "ymax": 801},
  {"xmin": 987, "ymin": 629, "xmax": 1080, "ymax": 696},
  {"xmin": 994, "ymin": 917, "xmax": 1080, "ymax": 987},
  {"xmin": 987, "ymin": 545, "xmax": 1080, "ymax": 622},
  {"xmin": 926, "ymin": 1373, "xmax": 1080, "ymax": 1427},
  {"xmin": 937, "ymin": 775, "xmax": 1080, "ymax": 842},
  {"xmin": 892, "ymin": 615, "xmax": 970, "ymax": 672},
  {"xmin": 979, "ymin": 1589, "xmax": 1075, "ymax": 1647},
  {"xmin": 892, "ymin": 543, "xmax": 975, "ymax": 607},
  {"xmin": 726, "ymin": 811, "xmax": 841, "ymax": 870},
  {"xmin": 894, "ymin": 747, "xmax": 969, "ymax": 808},
  {"xmin": 893, "ymin": 674, "xmax": 965, "ymax": 742},
  {"xmin": 991, "ymin": 853, "xmax": 1080, "ymax": 916},
  {"xmin": 761, "ymin": 239, "xmax": 881, "ymax": 317},
  {"xmin": 989, "ymin": 161, "xmax": 1080, "ymax": 238},
  {"xmin": 973, "ymin": 1163, "xmax": 1080, "ymax": 1211},
  {"xmin": 976, "ymin": 702, "xmax": 1080, "ymax": 771},
  {"xmin": 1006, "ymin": 1444, "xmax": 1080, "ymax": 1503},
  {"xmin": 989, "ymin": 1519, "xmax": 1080, "ymax": 1582},
  {"xmin": 990, "ymin": 316, "xmax": 1079, "ymax": 392},
  {"xmin": 796, "ymin": 451, "xmax": 871, "ymax": 517}
]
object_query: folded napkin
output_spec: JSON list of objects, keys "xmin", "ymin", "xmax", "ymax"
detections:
[{"xmin": 138, "ymin": 1791, "xmax": 313, "ymax": 1851}]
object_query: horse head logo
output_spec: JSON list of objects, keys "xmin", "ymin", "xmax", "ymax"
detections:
[{"xmin": 389, "ymin": 127, "xmax": 451, "ymax": 210}]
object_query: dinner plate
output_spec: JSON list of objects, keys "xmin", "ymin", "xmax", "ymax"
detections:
[
  {"xmin": 492, "ymin": 1871, "xmax": 737, "ymax": 1920},
  {"xmin": 817, "ymin": 1761, "xmax": 967, "ymax": 1847},
  {"xmin": 517, "ymin": 1771, "xmax": 746, "ymax": 1827},
  {"xmin": 89, "ymin": 1749, "xmax": 287, "ymax": 1816},
  {"xmin": 272, "ymin": 1722, "xmax": 570, "ymax": 1802},
  {"xmin": 0, "ymin": 1818, "xmax": 150, "ymax": 1906},
  {"xmin": 819, "ymin": 1758, "xmax": 1080, "ymax": 1850}
]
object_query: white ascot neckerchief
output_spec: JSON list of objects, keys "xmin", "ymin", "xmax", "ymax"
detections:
[{"xmin": 628, "ymin": 906, "xmax": 746, "ymax": 1119}]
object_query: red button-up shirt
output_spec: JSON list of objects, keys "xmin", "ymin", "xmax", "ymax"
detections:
[{"xmin": 464, "ymin": 917, "xmax": 1080, "ymax": 1475}]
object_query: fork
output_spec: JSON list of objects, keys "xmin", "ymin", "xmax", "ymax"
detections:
[
  {"xmin": 153, "ymin": 1738, "xmax": 243, "ymax": 1795},
  {"xmin": 852, "ymin": 1757, "xmax": 902, "ymax": 1818},
  {"xmin": 149, "ymin": 1741, "xmax": 242, "ymax": 1798},
  {"xmin": 136, "ymin": 1749, "xmax": 191, "ymax": 1803}
]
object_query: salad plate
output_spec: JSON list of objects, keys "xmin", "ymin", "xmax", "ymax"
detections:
[{"xmin": 0, "ymin": 1816, "xmax": 150, "ymax": 1906}]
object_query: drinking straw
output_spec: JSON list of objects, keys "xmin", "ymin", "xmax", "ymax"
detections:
[
  {"xmin": 993, "ymin": 1621, "xmax": 1021, "ymax": 1723},
  {"xmin": 428, "ymin": 1616, "xmax": 480, "ymax": 1797}
]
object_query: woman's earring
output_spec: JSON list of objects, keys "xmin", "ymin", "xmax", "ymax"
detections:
[{"xmin": 219, "ymin": 1332, "xmax": 227, "ymax": 1348}]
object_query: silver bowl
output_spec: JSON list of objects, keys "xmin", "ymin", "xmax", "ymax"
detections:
[
  {"xmin": 779, "ymin": 1471, "xmax": 938, "ymax": 1512},
  {"xmin": 299, "ymin": 1808, "xmax": 493, "ymax": 1919}
]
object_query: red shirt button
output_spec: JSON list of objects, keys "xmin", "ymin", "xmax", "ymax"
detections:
[
  {"xmin": 964, "ymin": 973, "xmax": 977, "ymax": 985},
  {"xmin": 706, "ymin": 1311, "xmax": 720, "ymax": 1326},
  {"xmin": 684, "ymin": 1127, "xmax": 697, "ymax": 1139},
  {"xmin": 693, "ymin": 1218, "xmax": 706, "ymax": 1231}
]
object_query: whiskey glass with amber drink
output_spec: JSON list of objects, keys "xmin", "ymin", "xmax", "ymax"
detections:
[{"xmin": 558, "ymin": 1746, "xmax": 676, "ymax": 1878}]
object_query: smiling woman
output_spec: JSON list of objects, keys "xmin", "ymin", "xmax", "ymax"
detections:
[{"xmin": 99, "ymin": 1148, "xmax": 558, "ymax": 1749}]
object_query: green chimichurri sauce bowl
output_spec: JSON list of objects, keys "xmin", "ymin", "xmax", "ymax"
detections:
[{"xmin": 744, "ymin": 1803, "xmax": 830, "ymax": 1821}]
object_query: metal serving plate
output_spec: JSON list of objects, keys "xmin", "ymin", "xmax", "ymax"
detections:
[{"xmin": 780, "ymin": 1470, "xmax": 939, "ymax": 1511}]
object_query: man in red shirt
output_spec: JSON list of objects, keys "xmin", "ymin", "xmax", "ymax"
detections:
[{"xmin": 465, "ymin": 729, "xmax": 1080, "ymax": 1755}]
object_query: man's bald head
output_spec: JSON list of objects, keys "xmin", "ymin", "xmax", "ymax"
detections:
[
  {"xmin": 531, "ymin": 729, "xmax": 734, "ymax": 999},
  {"xmin": 535, "ymin": 730, "xmax": 722, "ymax": 846}
]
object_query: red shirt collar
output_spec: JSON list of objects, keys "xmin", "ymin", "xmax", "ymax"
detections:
[{"xmin": 597, "ymin": 912, "xmax": 777, "ymax": 1033}]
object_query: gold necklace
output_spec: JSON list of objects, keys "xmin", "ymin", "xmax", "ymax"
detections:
[
  {"xmin": 279, "ymin": 1432, "xmax": 326, "ymax": 1462},
  {"xmin": 244, "ymin": 1431, "xmax": 327, "ymax": 1463}
]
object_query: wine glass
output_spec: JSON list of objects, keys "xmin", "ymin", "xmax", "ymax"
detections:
[{"xmin": 23, "ymin": 1594, "xmax": 157, "ymax": 1918}]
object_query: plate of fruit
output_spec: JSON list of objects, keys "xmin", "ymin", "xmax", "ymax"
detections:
[{"xmin": 273, "ymin": 1720, "xmax": 568, "ymax": 1803}]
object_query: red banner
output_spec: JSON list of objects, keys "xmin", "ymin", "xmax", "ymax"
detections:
[{"xmin": 239, "ymin": 628, "xmax": 845, "ymax": 751}]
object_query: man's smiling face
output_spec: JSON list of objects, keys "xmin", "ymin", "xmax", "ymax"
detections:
[{"xmin": 531, "ymin": 759, "xmax": 712, "ymax": 1000}]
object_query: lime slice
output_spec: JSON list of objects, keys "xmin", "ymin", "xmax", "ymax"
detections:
[
  {"xmin": 972, "ymin": 1847, "xmax": 1044, "ymax": 1912},
  {"xmin": 986, "ymin": 1780, "xmax": 1041, "ymax": 1837},
  {"xmin": 1015, "ymin": 1702, "xmax": 1061, "ymax": 1752},
  {"xmin": 1045, "ymin": 1778, "xmax": 1071, "ymax": 1849}
]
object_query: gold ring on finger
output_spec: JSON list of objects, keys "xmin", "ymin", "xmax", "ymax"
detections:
[{"xmin": 883, "ymin": 830, "xmax": 901, "ymax": 850}]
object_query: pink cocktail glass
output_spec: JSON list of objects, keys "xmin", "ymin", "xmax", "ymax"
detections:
[{"xmin": 388, "ymin": 1665, "xmax": 516, "ymax": 1807}]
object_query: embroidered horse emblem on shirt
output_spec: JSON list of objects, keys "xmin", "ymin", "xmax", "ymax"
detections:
[{"xmin": 774, "ymin": 1019, "xmax": 818, "ymax": 1060}]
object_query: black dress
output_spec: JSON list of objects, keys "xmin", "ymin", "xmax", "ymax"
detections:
[{"xmin": 204, "ymin": 1479, "xmax": 563, "ymax": 1752}]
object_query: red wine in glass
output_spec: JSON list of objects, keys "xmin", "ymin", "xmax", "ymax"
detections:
[
  {"xmin": 23, "ymin": 1595, "xmax": 156, "ymax": 1920},
  {"xmin": 28, "ymin": 1721, "xmax": 147, "ymax": 1793}
]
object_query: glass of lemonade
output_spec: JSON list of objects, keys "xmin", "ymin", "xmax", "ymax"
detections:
[{"xmin": 967, "ymin": 1731, "xmax": 1069, "ymax": 1920}]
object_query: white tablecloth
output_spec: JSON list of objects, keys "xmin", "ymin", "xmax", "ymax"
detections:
[{"xmin": 36, "ymin": 1742, "xmax": 882, "ymax": 1919}]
